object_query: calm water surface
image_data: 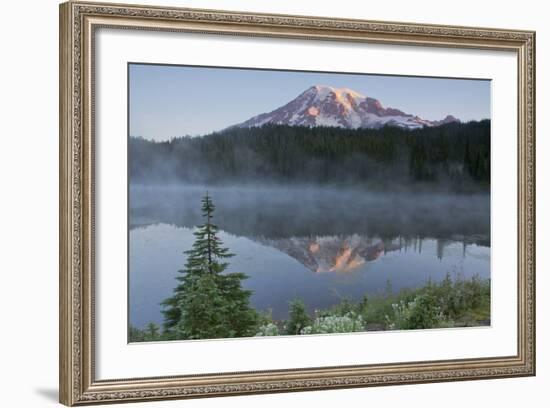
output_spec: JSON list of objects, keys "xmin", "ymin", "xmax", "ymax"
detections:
[{"xmin": 129, "ymin": 185, "xmax": 490, "ymax": 328}]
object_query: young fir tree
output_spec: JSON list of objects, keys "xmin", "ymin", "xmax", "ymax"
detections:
[
  {"xmin": 161, "ymin": 192, "xmax": 257, "ymax": 340},
  {"xmin": 286, "ymin": 299, "xmax": 311, "ymax": 335}
]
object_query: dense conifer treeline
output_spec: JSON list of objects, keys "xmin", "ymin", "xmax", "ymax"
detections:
[{"xmin": 130, "ymin": 120, "xmax": 490, "ymax": 190}]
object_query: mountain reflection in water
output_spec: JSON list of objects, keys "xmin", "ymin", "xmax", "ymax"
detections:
[
  {"xmin": 129, "ymin": 185, "xmax": 490, "ymax": 328},
  {"xmin": 258, "ymin": 235, "xmax": 388, "ymax": 273}
]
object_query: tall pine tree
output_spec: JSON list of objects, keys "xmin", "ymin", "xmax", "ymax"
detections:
[{"xmin": 161, "ymin": 192, "xmax": 257, "ymax": 339}]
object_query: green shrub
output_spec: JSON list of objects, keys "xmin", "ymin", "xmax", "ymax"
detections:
[
  {"xmin": 319, "ymin": 297, "xmax": 357, "ymax": 317},
  {"xmin": 301, "ymin": 312, "xmax": 365, "ymax": 334},
  {"xmin": 255, "ymin": 323, "xmax": 280, "ymax": 336},
  {"xmin": 386, "ymin": 293, "xmax": 452, "ymax": 330},
  {"xmin": 421, "ymin": 273, "xmax": 490, "ymax": 323}
]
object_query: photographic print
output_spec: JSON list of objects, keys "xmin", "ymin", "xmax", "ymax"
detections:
[{"xmin": 128, "ymin": 64, "xmax": 491, "ymax": 342}]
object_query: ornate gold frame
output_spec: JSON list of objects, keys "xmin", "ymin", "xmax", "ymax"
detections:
[{"xmin": 59, "ymin": 1, "xmax": 536, "ymax": 405}]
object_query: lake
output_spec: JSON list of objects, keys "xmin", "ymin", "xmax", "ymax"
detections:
[{"xmin": 129, "ymin": 185, "xmax": 490, "ymax": 328}]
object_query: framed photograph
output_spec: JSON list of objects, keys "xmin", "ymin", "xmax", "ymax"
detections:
[{"xmin": 59, "ymin": 1, "xmax": 536, "ymax": 405}]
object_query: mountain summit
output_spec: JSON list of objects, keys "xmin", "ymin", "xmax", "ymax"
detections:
[{"xmin": 235, "ymin": 85, "xmax": 459, "ymax": 130}]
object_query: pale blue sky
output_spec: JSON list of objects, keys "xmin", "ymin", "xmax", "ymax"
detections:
[{"xmin": 129, "ymin": 63, "xmax": 491, "ymax": 141}]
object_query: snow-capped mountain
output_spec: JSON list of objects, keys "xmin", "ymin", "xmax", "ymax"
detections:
[{"xmin": 235, "ymin": 85, "xmax": 459, "ymax": 130}]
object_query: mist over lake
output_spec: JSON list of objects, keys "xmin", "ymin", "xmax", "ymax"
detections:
[{"xmin": 129, "ymin": 184, "xmax": 490, "ymax": 328}]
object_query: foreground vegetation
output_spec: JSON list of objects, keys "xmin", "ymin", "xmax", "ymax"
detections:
[{"xmin": 129, "ymin": 273, "xmax": 491, "ymax": 342}]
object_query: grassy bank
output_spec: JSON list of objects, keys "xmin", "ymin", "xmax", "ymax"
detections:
[{"xmin": 130, "ymin": 274, "xmax": 490, "ymax": 342}]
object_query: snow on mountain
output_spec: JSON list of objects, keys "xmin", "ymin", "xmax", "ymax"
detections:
[
  {"xmin": 256, "ymin": 234, "xmax": 402, "ymax": 273},
  {"xmin": 234, "ymin": 85, "xmax": 460, "ymax": 131}
]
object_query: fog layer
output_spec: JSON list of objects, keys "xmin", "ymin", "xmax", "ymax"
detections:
[{"xmin": 130, "ymin": 184, "xmax": 490, "ymax": 244}]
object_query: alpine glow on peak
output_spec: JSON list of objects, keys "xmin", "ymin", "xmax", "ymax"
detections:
[{"xmin": 234, "ymin": 85, "xmax": 460, "ymax": 130}]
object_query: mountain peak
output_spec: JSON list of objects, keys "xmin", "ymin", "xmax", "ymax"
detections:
[
  {"xmin": 235, "ymin": 85, "xmax": 459, "ymax": 130},
  {"xmin": 307, "ymin": 85, "xmax": 365, "ymax": 99}
]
